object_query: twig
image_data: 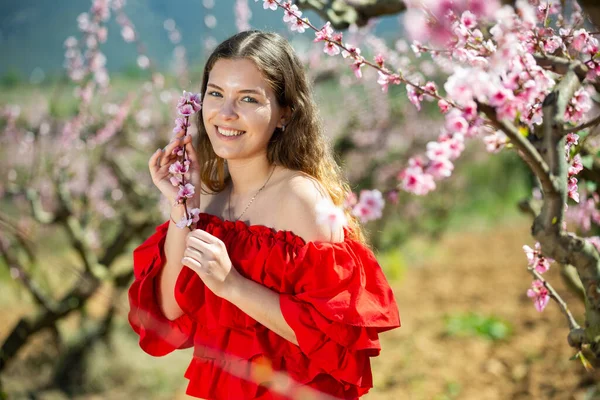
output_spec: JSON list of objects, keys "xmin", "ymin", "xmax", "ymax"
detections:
[
  {"xmin": 528, "ymin": 267, "xmax": 580, "ymax": 331},
  {"xmin": 565, "ymin": 113, "xmax": 600, "ymax": 134}
]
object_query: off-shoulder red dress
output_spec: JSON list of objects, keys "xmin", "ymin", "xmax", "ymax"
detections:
[{"xmin": 128, "ymin": 213, "xmax": 400, "ymax": 400}]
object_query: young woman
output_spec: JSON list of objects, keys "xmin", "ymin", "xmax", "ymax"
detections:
[{"xmin": 128, "ymin": 30, "xmax": 400, "ymax": 400}]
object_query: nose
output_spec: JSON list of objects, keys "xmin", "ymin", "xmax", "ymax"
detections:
[{"xmin": 218, "ymin": 98, "xmax": 238, "ymax": 120}]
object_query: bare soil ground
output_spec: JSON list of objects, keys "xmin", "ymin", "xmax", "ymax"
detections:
[{"xmin": 367, "ymin": 216, "xmax": 594, "ymax": 400}]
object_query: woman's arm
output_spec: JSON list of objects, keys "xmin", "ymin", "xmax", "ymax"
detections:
[
  {"xmin": 160, "ymin": 203, "xmax": 192, "ymax": 320},
  {"xmin": 225, "ymin": 275, "xmax": 299, "ymax": 346}
]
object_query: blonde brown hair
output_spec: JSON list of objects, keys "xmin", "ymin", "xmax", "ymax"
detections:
[{"xmin": 195, "ymin": 30, "xmax": 367, "ymax": 245}]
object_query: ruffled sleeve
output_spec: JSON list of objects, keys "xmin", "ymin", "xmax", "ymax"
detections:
[
  {"xmin": 279, "ymin": 236, "xmax": 400, "ymax": 397},
  {"xmin": 128, "ymin": 221, "xmax": 197, "ymax": 357}
]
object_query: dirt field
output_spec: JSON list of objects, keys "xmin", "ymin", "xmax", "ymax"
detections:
[
  {"xmin": 367, "ymin": 216, "xmax": 593, "ymax": 400},
  {"xmin": 1, "ymin": 215, "xmax": 597, "ymax": 400}
]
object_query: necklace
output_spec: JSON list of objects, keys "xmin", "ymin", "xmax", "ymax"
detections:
[{"xmin": 228, "ymin": 165, "xmax": 276, "ymax": 222}]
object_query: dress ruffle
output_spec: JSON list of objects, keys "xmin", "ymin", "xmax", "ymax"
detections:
[{"xmin": 128, "ymin": 213, "xmax": 400, "ymax": 399}]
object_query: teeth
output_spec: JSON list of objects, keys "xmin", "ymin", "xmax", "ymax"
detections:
[{"xmin": 218, "ymin": 127, "xmax": 245, "ymax": 137}]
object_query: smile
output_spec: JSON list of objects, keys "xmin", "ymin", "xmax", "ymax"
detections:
[{"xmin": 217, "ymin": 126, "xmax": 246, "ymax": 137}]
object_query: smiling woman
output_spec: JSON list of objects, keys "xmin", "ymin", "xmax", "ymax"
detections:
[{"xmin": 129, "ymin": 30, "xmax": 400, "ymax": 400}]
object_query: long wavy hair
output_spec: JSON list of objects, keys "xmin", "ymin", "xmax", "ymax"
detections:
[{"xmin": 195, "ymin": 30, "xmax": 368, "ymax": 245}]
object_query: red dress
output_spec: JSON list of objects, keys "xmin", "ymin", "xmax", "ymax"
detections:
[{"xmin": 128, "ymin": 213, "xmax": 400, "ymax": 400}]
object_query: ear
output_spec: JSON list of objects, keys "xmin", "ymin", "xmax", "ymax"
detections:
[{"xmin": 277, "ymin": 105, "xmax": 293, "ymax": 129}]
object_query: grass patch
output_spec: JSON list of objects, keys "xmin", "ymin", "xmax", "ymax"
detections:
[
  {"xmin": 444, "ymin": 312, "xmax": 512, "ymax": 342},
  {"xmin": 376, "ymin": 246, "xmax": 407, "ymax": 282}
]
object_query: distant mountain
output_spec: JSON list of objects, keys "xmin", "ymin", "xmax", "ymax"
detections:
[{"xmin": 0, "ymin": 0, "xmax": 404, "ymax": 82}]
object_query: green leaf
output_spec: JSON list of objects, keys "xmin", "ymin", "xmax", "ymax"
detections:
[{"xmin": 581, "ymin": 155, "xmax": 594, "ymax": 170}]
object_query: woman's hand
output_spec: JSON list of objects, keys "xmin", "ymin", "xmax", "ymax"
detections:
[
  {"xmin": 148, "ymin": 130, "xmax": 200, "ymax": 206},
  {"xmin": 182, "ymin": 229, "xmax": 244, "ymax": 300}
]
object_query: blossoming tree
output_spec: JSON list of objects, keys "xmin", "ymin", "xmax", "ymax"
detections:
[{"xmin": 265, "ymin": 0, "xmax": 600, "ymax": 366}]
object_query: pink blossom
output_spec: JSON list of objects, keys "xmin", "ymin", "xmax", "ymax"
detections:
[
  {"xmin": 352, "ymin": 190, "xmax": 385, "ymax": 223},
  {"xmin": 170, "ymin": 176, "xmax": 182, "ymax": 186},
  {"xmin": 445, "ymin": 111, "xmax": 469, "ymax": 135},
  {"xmin": 377, "ymin": 72, "xmax": 390, "ymax": 92},
  {"xmin": 426, "ymin": 157, "xmax": 454, "ymax": 179},
  {"xmin": 399, "ymin": 164, "xmax": 436, "ymax": 195},
  {"xmin": 488, "ymin": 86, "xmax": 514, "ymax": 107},
  {"xmin": 566, "ymin": 133, "xmax": 579, "ymax": 147},
  {"xmin": 323, "ymin": 41, "xmax": 340, "ymax": 56},
  {"xmin": 569, "ymin": 154, "xmax": 583, "ymax": 177},
  {"xmin": 523, "ymin": 243, "xmax": 553, "ymax": 274},
  {"xmin": 343, "ymin": 192, "xmax": 358, "ymax": 209},
  {"xmin": 262, "ymin": 0, "xmax": 278, "ymax": 11},
  {"xmin": 438, "ymin": 100, "xmax": 451, "ymax": 113},
  {"xmin": 461, "ymin": 11, "xmax": 478, "ymax": 29},
  {"xmin": 169, "ymin": 160, "xmax": 190, "ymax": 175},
  {"xmin": 543, "ymin": 36, "xmax": 563, "ymax": 54},
  {"xmin": 282, "ymin": 3, "xmax": 300, "ymax": 23},
  {"xmin": 387, "ymin": 190, "xmax": 399, "ymax": 205},
  {"xmin": 177, "ymin": 183, "xmax": 195, "ymax": 202},
  {"xmin": 572, "ymin": 29, "xmax": 591, "ymax": 52},
  {"xmin": 176, "ymin": 208, "xmax": 201, "ymax": 229},
  {"xmin": 445, "ymin": 134, "xmax": 465, "ymax": 159},
  {"xmin": 290, "ymin": 17, "xmax": 308, "ymax": 33},
  {"xmin": 426, "ymin": 141, "xmax": 452, "ymax": 160},
  {"xmin": 351, "ymin": 59, "xmax": 364, "ymax": 78},
  {"xmin": 121, "ymin": 25, "xmax": 135, "ymax": 42},
  {"xmin": 316, "ymin": 199, "xmax": 348, "ymax": 231},
  {"xmin": 483, "ymin": 130, "xmax": 508, "ymax": 153},
  {"xmin": 173, "ymin": 117, "xmax": 191, "ymax": 134},
  {"xmin": 374, "ymin": 53, "xmax": 385, "ymax": 67},
  {"xmin": 407, "ymin": 86, "xmax": 423, "ymax": 110},
  {"xmin": 376, "ymin": 72, "xmax": 401, "ymax": 93},
  {"xmin": 527, "ymin": 280, "xmax": 550, "ymax": 312},
  {"xmin": 568, "ymin": 176, "xmax": 580, "ymax": 203},
  {"xmin": 314, "ymin": 22, "xmax": 333, "ymax": 42},
  {"xmin": 341, "ymin": 44, "xmax": 361, "ymax": 59}
]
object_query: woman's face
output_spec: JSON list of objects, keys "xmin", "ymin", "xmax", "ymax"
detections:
[{"xmin": 201, "ymin": 58, "xmax": 286, "ymax": 162}]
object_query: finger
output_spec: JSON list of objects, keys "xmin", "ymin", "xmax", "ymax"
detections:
[
  {"xmin": 184, "ymin": 247, "xmax": 204, "ymax": 260},
  {"xmin": 185, "ymin": 140, "xmax": 199, "ymax": 165},
  {"xmin": 187, "ymin": 235, "xmax": 213, "ymax": 252},
  {"xmin": 182, "ymin": 256, "xmax": 204, "ymax": 273},
  {"xmin": 172, "ymin": 129, "xmax": 185, "ymax": 139},
  {"xmin": 148, "ymin": 149, "xmax": 162, "ymax": 177},
  {"xmin": 189, "ymin": 229, "xmax": 220, "ymax": 245},
  {"xmin": 161, "ymin": 139, "xmax": 183, "ymax": 165}
]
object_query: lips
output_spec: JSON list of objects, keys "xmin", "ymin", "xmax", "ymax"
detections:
[{"xmin": 216, "ymin": 125, "xmax": 246, "ymax": 136}]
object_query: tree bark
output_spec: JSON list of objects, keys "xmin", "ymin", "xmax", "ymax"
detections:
[{"xmin": 295, "ymin": 0, "xmax": 599, "ymax": 30}]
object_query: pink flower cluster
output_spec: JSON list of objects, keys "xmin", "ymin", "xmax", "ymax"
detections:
[
  {"xmin": 523, "ymin": 243, "xmax": 554, "ymax": 274},
  {"xmin": 346, "ymin": 190, "xmax": 385, "ymax": 223},
  {"xmin": 566, "ymin": 190, "xmax": 600, "ymax": 233},
  {"xmin": 171, "ymin": 91, "xmax": 202, "ymax": 229},
  {"xmin": 527, "ymin": 280, "xmax": 550, "ymax": 313},
  {"xmin": 315, "ymin": 190, "xmax": 386, "ymax": 232},
  {"xmin": 523, "ymin": 243, "xmax": 554, "ymax": 312}
]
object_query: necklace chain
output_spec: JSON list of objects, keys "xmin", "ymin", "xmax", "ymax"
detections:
[{"xmin": 228, "ymin": 165, "xmax": 276, "ymax": 222}]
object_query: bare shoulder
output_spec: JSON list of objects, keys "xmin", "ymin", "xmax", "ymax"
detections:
[{"xmin": 276, "ymin": 171, "xmax": 345, "ymax": 243}]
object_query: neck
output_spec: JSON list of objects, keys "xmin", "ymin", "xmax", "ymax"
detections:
[{"xmin": 227, "ymin": 156, "xmax": 275, "ymax": 196}]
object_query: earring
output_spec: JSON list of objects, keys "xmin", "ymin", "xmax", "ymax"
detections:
[{"xmin": 281, "ymin": 124, "xmax": 286, "ymax": 132}]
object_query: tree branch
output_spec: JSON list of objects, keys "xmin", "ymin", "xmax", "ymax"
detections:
[
  {"xmin": 579, "ymin": 0, "xmax": 600, "ymax": 30},
  {"xmin": 478, "ymin": 103, "xmax": 557, "ymax": 194},
  {"xmin": 294, "ymin": 0, "xmax": 407, "ymax": 29}
]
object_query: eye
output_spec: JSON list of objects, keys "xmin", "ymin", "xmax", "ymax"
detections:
[
  {"xmin": 242, "ymin": 96, "xmax": 258, "ymax": 103},
  {"xmin": 207, "ymin": 91, "xmax": 222, "ymax": 97}
]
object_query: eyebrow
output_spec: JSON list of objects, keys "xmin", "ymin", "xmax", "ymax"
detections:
[{"xmin": 207, "ymin": 83, "xmax": 264, "ymax": 95}]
